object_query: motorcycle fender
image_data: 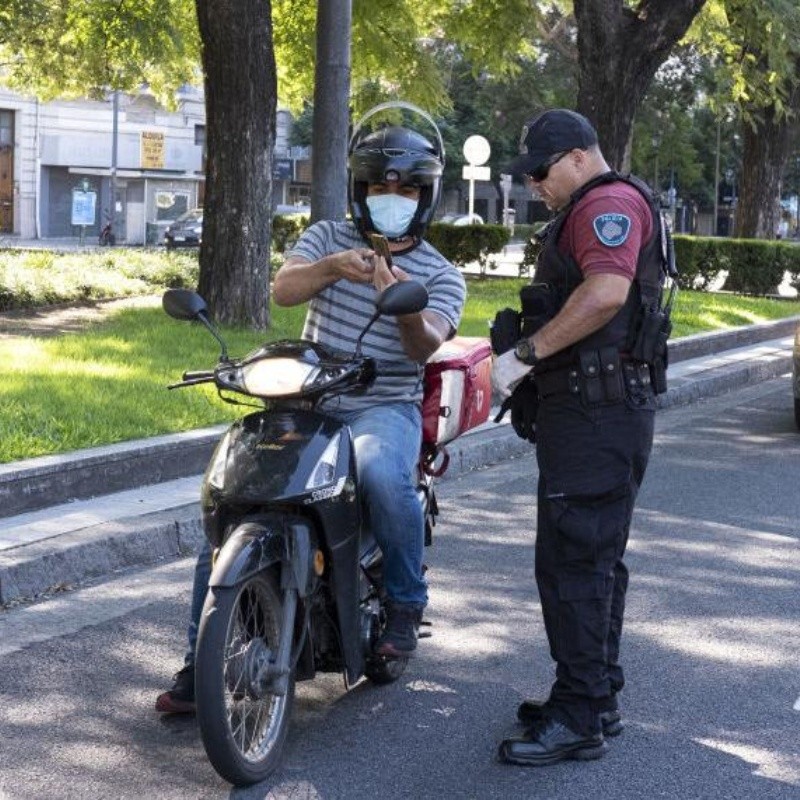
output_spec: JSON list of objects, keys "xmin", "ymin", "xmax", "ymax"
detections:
[
  {"xmin": 209, "ymin": 522, "xmax": 288, "ymax": 588},
  {"xmin": 209, "ymin": 519, "xmax": 316, "ymax": 594}
]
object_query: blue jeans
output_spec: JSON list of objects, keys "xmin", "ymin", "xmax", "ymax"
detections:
[{"xmin": 184, "ymin": 402, "xmax": 425, "ymax": 664}]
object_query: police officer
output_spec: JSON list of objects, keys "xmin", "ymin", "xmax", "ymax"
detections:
[{"xmin": 491, "ymin": 108, "xmax": 670, "ymax": 766}]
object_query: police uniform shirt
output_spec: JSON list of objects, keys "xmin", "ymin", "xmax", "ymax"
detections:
[{"xmin": 559, "ymin": 181, "xmax": 654, "ymax": 279}]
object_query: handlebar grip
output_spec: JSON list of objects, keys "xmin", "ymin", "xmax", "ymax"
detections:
[
  {"xmin": 373, "ymin": 360, "xmax": 423, "ymax": 378},
  {"xmin": 182, "ymin": 370, "xmax": 215, "ymax": 381}
]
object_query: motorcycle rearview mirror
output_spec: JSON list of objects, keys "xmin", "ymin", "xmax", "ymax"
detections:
[
  {"xmin": 162, "ymin": 288, "xmax": 207, "ymax": 321},
  {"xmin": 375, "ymin": 281, "xmax": 429, "ymax": 316},
  {"xmin": 353, "ymin": 281, "xmax": 429, "ymax": 357},
  {"xmin": 162, "ymin": 289, "xmax": 230, "ymax": 362}
]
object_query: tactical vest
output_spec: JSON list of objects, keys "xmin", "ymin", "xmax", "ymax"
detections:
[{"xmin": 527, "ymin": 171, "xmax": 667, "ymax": 373}]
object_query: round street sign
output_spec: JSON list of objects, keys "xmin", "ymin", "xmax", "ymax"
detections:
[{"xmin": 463, "ymin": 135, "xmax": 491, "ymax": 166}]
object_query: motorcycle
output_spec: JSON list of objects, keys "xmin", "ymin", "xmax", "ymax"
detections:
[{"xmin": 162, "ymin": 282, "xmax": 443, "ymax": 786}]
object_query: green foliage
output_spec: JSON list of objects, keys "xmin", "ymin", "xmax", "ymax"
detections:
[
  {"xmin": 722, "ymin": 239, "xmax": 791, "ymax": 294},
  {"xmin": 0, "ymin": 0, "xmax": 200, "ymax": 103},
  {"xmin": 271, "ymin": 215, "xmax": 310, "ymax": 253},
  {"xmin": 672, "ymin": 235, "xmax": 800, "ymax": 295},
  {"xmin": 0, "ymin": 249, "xmax": 199, "ymax": 311},
  {"xmin": 426, "ymin": 223, "xmax": 510, "ymax": 278}
]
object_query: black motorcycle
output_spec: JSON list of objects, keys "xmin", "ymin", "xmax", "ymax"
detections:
[{"xmin": 163, "ymin": 282, "xmax": 441, "ymax": 786}]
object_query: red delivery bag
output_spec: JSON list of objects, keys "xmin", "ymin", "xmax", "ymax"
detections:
[{"xmin": 422, "ymin": 337, "xmax": 493, "ymax": 446}]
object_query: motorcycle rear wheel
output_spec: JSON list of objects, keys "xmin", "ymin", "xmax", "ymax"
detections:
[{"xmin": 195, "ymin": 571, "xmax": 294, "ymax": 786}]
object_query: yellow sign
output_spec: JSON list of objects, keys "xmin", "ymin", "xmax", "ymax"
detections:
[{"xmin": 141, "ymin": 131, "xmax": 165, "ymax": 169}]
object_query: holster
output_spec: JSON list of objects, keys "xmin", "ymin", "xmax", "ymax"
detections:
[
  {"xmin": 490, "ymin": 307, "xmax": 521, "ymax": 355},
  {"xmin": 520, "ymin": 282, "xmax": 560, "ymax": 338}
]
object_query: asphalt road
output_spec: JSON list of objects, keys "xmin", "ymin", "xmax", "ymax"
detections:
[{"xmin": 1, "ymin": 375, "xmax": 798, "ymax": 800}]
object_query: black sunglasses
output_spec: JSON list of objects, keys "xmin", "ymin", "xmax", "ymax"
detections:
[{"xmin": 527, "ymin": 150, "xmax": 570, "ymax": 183}]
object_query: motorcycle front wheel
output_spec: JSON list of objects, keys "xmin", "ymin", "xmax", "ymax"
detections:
[{"xmin": 195, "ymin": 571, "xmax": 294, "ymax": 786}]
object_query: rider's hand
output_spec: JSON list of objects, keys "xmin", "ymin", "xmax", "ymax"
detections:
[
  {"xmin": 373, "ymin": 256, "xmax": 408, "ymax": 293},
  {"xmin": 491, "ymin": 349, "xmax": 533, "ymax": 400},
  {"xmin": 332, "ymin": 248, "xmax": 376, "ymax": 284}
]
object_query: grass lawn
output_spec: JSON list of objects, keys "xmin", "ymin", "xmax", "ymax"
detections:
[{"xmin": 2, "ymin": 280, "xmax": 799, "ymax": 464}]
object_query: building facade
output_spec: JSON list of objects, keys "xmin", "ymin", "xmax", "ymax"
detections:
[{"xmin": 0, "ymin": 86, "xmax": 307, "ymax": 244}]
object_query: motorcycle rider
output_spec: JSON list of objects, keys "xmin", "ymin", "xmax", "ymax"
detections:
[{"xmin": 156, "ymin": 112, "xmax": 466, "ymax": 713}]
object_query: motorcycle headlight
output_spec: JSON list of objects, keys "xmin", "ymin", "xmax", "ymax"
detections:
[
  {"xmin": 241, "ymin": 358, "xmax": 321, "ymax": 396},
  {"xmin": 306, "ymin": 432, "xmax": 341, "ymax": 490}
]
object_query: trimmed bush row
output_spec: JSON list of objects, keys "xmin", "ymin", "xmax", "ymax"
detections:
[
  {"xmin": 3, "ymin": 226, "xmax": 798, "ymax": 313},
  {"xmin": 672, "ymin": 235, "xmax": 800, "ymax": 294}
]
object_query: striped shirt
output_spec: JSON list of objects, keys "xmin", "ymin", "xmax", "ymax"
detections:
[{"xmin": 286, "ymin": 220, "xmax": 466, "ymax": 413}]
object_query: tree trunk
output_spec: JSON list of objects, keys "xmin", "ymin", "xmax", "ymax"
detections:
[
  {"xmin": 735, "ymin": 105, "xmax": 788, "ymax": 239},
  {"xmin": 573, "ymin": 0, "xmax": 707, "ymax": 170},
  {"xmin": 310, "ymin": 0, "xmax": 352, "ymax": 223},
  {"xmin": 195, "ymin": 0, "xmax": 276, "ymax": 329}
]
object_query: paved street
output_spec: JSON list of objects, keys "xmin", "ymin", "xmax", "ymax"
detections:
[{"xmin": 0, "ymin": 375, "xmax": 798, "ymax": 800}]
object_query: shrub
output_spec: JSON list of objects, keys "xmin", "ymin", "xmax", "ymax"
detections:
[
  {"xmin": 272, "ymin": 214, "xmax": 310, "ymax": 252},
  {"xmin": 722, "ymin": 239, "xmax": 785, "ymax": 295},
  {"xmin": 0, "ymin": 248, "xmax": 199, "ymax": 311},
  {"xmin": 426, "ymin": 223, "xmax": 510, "ymax": 278}
]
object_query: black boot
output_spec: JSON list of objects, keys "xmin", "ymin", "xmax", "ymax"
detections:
[
  {"xmin": 374, "ymin": 601, "xmax": 423, "ymax": 658},
  {"xmin": 517, "ymin": 698, "xmax": 624, "ymax": 737},
  {"xmin": 499, "ymin": 715, "xmax": 607, "ymax": 767}
]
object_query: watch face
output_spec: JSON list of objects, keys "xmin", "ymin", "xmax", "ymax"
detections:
[{"xmin": 515, "ymin": 339, "xmax": 535, "ymax": 364}]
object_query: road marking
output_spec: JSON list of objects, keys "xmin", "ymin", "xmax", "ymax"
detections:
[
  {"xmin": 794, "ymin": 695, "xmax": 800, "ymax": 712},
  {"xmin": 0, "ymin": 558, "xmax": 194, "ymax": 658}
]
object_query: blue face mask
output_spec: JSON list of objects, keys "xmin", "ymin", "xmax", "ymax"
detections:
[{"xmin": 365, "ymin": 194, "xmax": 419, "ymax": 238}]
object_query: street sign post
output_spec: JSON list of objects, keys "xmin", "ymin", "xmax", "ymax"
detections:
[{"xmin": 462, "ymin": 135, "xmax": 491, "ymax": 222}]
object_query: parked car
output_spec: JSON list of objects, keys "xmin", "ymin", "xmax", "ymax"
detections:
[
  {"xmin": 793, "ymin": 323, "xmax": 800, "ymax": 430},
  {"xmin": 164, "ymin": 208, "xmax": 203, "ymax": 249},
  {"xmin": 439, "ymin": 213, "xmax": 484, "ymax": 226}
]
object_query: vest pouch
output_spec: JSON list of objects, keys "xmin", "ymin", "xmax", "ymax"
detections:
[{"xmin": 520, "ymin": 282, "xmax": 560, "ymax": 338}]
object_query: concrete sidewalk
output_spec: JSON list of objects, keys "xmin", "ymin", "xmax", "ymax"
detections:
[{"xmin": 0, "ymin": 317, "xmax": 797, "ymax": 605}]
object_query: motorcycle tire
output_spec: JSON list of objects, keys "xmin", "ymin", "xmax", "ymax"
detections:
[{"xmin": 195, "ymin": 570, "xmax": 294, "ymax": 786}]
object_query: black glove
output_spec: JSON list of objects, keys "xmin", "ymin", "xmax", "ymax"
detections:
[
  {"xmin": 490, "ymin": 307, "xmax": 521, "ymax": 355},
  {"xmin": 496, "ymin": 376, "xmax": 538, "ymax": 443}
]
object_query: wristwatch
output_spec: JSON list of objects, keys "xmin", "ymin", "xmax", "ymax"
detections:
[{"xmin": 514, "ymin": 337, "xmax": 537, "ymax": 366}]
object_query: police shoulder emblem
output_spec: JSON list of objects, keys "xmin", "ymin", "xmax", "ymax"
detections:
[{"xmin": 592, "ymin": 213, "xmax": 631, "ymax": 247}]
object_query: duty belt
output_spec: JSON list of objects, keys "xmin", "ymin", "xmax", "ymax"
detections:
[{"xmin": 536, "ymin": 356, "xmax": 651, "ymax": 401}]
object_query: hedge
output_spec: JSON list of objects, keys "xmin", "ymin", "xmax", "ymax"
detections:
[
  {"xmin": 673, "ymin": 235, "xmax": 800, "ymax": 294},
  {"xmin": 426, "ymin": 222, "xmax": 510, "ymax": 277}
]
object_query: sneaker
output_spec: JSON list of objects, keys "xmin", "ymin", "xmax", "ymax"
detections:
[
  {"xmin": 517, "ymin": 698, "xmax": 624, "ymax": 737},
  {"xmin": 155, "ymin": 664, "xmax": 195, "ymax": 713},
  {"xmin": 374, "ymin": 602, "xmax": 423, "ymax": 658}
]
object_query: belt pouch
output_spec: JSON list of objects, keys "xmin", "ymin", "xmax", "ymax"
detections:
[
  {"xmin": 578, "ymin": 350, "xmax": 603, "ymax": 405},
  {"xmin": 599, "ymin": 346, "xmax": 623, "ymax": 402}
]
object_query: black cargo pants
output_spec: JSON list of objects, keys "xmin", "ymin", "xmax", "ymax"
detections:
[{"xmin": 533, "ymin": 379, "xmax": 655, "ymax": 737}]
